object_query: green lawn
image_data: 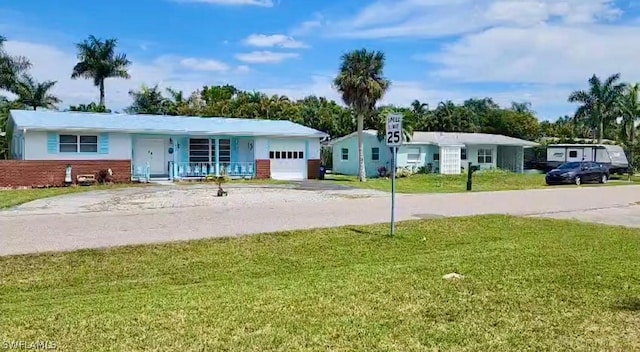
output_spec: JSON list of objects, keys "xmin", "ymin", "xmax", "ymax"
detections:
[
  {"xmin": 326, "ymin": 171, "xmax": 640, "ymax": 194},
  {"xmin": 1, "ymin": 216, "xmax": 639, "ymax": 351},
  {"xmin": 0, "ymin": 184, "xmax": 141, "ymax": 209}
]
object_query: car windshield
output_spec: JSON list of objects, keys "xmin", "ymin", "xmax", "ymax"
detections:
[{"xmin": 558, "ymin": 162, "xmax": 582, "ymax": 170}]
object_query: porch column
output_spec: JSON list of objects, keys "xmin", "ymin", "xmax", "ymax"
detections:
[{"xmin": 215, "ymin": 138, "xmax": 220, "ymax": 176}]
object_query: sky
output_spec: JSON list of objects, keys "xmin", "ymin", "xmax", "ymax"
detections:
[{"xmin": 1, "ymin": 0, "xmax": 640, "ymax": 120}]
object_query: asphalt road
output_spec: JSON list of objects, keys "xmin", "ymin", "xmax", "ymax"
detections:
[{"xmin": 1, "ymin": 185, "xmax": 640, "ymax": 256}]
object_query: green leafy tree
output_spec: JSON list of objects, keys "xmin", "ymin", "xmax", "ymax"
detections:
[
  {"xmin": 126, "ymin": 84, "xmax": 169, "ymax": 115},
  {"xmin": 334, "ymin": 49, "xmax": 390, "ymax": 181},
  {"xmin": 568, "ymin": 73, "xmax": 625, "ymax": 143},
  {"xmin": 68, "ymin": 102, "xmax": 111, "ymax": 113},
  {"xmin": 12, "ymin": 74, "xmax": 61, "ymax": 110},
  {"xmin": 0, "ymin": 35, "xmax": 31, "ymax": 92},
  {"xmin": 71, "ymin": 35, "xmax": 131, "ymax": 107}
]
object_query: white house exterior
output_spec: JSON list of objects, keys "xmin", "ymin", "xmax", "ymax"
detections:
[
  {"xmin": 330, "ymin": 130, "xmax": 539, "ymax": 177},
  {"xmin": 8, "ymin": 110, "xmax": 327, "ymax": 182}
]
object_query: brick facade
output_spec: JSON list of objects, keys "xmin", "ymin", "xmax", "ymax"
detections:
[
  {"xmin": 307, "ymin": 159, "xmax": 321, "ymax": 180},
  {"xmin": 255, "ymin": 159, "xmax": 270, "ymax": 179},
  {"xmin": 0, "ymin": 160, "xmax": 131, "ymax": 188}
]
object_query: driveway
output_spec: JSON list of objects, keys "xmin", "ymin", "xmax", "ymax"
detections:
[{"xmin": 1, "ymin": 184, "xmax": 640, "ymax": 256}]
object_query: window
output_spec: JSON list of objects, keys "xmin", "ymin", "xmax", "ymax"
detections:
[
  {"xmin": 371, "ymin": 147, "xmax": 379, "ymax": 161},
  {"xmin": 269, "ymin": 150, "xmax": 304, "ymax": 159},
  {"xmin": 188, "ymin": 138, "xmax": 231, "ymax": 163},
  {"xmin": 477, "ymin": 148, "xmax": 493, "ymax": 164},
  {"xmin": 569, "ymin": 150, "xmax": 578, "ymax": 158},
  {"xmin": 219, "ymin": 139, "xmax": 231, "ymax": 163},
  {"xmin": 433, "ymin": 153, "xmax": 440, "ymax": 161},
  {"xmin": 461, "ymin": 148, "xmax": 467, "ymax": 160},
  {"xmin": 59, "ymin": 134, "xmax": 98, "ymax": 153},
  {"xmin": 407, "ymin": 148, "xmax": 420, "ymax": 163},
  {"xmin": 189, "ymin": 138, "xmax": 211, "ymax": 163},
  {"xmin": 341, "ymin": 148, "xmax": 349, "ymax": 160}
]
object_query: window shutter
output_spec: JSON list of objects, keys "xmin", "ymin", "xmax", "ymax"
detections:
[
  {"xmin": 47, "ymin": 133, "xmax": 58, "ymax": 154},
  {"xmin": 99, "ymin": 133, "xmax": 109, "ymax": 154}
]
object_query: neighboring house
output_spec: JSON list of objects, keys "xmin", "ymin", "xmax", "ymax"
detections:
[
  {"xmin": 4, "ymin": 110, "xmax": 327, "ymax": 186},
  {"xmin": 330, "ymin": 130, "xmax": 539, "ymax": 177}
]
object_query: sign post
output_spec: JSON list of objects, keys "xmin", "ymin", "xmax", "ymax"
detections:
[{"xmin": 385, "ymin": 114, "xmax": 403, "ymax": 236}]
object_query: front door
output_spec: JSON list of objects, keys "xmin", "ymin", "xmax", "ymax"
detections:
[{"xmin": 135, "ymin": 139, "xmax": 166, "ymax": 175}]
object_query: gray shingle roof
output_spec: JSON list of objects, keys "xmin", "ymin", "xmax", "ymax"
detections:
[{"xmin": 10, "ymin": 110, "xmax": 328, "ymax": 138}]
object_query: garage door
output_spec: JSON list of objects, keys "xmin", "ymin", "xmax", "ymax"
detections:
[{"xmin": 269, "ymin": 141, "xmax": 306, "ymax": 180}]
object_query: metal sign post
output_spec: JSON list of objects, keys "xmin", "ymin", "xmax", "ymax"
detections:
[{"xmin": 385, "ymin": 114, "xmax": 403, "ymax": 236}]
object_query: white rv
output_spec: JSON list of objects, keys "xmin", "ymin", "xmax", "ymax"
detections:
[{"xmin": 545, "ymin": 144, "xmax": 629, "ymax": 174}]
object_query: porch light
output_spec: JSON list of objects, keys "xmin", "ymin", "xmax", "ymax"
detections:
[{"xmin": 169, "ymin": 138, "xmax": 173, "ymax": 145}]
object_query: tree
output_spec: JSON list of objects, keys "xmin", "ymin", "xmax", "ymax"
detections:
[
  {"xmin": 0, "ymin": 35, "xmax": 31, "ymax": 92},
  {"xmin": 568, "ymin": 73, "xmax": 625, "ymax": 143},
  {"xmin": 68, "ymin": 102, "xmax": 111, "ymax": 113},
  {"xmin": 333, "ymin": 49, "xmax": 390, "ymax": 181},
  {"xmin": 71, "ymin": 35, "xmax": 131, "ymax": 107},
  {"xmin": 12, "ymin": 74, "xmax": 61, "ymax": 110},
  {"xmin": 126, "ymin": 84, "xmax": 169, "ymax": 115},
  {"xmin": 618, "ymin": 83, "xmax": 640, "ymax": 172}
]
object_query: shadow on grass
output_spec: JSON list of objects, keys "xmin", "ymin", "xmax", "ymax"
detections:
[{"xmin": 612, "ymin": 297, "xmax": 640, "ymax": 311}]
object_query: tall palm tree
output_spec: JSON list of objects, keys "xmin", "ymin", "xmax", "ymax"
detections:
[
  {"xmin": 568, "ymin": 73, "xmax": 625, "ymax": 143},
  {"xmin": 0, "ymin": 35, "xmax": 31, "ymax": 92},
  {"xmin": 12, "ymin": 74, "xmax": 61, "ymax": 110},
  {"xmin": 334, "ymin": 49, "xmax": 390, "ymax": 181},
  {"xmin": 71, "ymin": 35, "xmax": 131, "ymax": 107},
  {"xmin": 618, "ymin": 83, "xmax": 640, "ymax": 173}
]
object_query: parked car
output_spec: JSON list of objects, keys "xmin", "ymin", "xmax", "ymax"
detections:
[{"xmin": 545, "ymin": 161, "xmax": 610, "ymax": 186}]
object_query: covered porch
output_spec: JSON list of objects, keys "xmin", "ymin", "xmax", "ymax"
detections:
[{"xmin": 131, "ymin": 134, "xmax": 256, "ymax": 182}]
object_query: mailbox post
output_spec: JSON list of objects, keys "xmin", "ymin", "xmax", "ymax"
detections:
[{"xmin": 466, "ymin": 162, "xmax": 480, "ymax": 191}]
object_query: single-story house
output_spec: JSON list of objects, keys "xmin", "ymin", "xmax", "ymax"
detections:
[
  {"xmin": 4, "ymin": 110, "xmax": 327, "ymax": 186},
  {"xmin": 329, "ymin": 130, "xmax": 539, "ymax": 177}
]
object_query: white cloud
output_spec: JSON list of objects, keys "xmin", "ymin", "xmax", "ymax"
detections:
[
  {"xmin": 290, "ymin": 13, "xmax": 326, "ymax": 36},
  {"xmin": 179, "ymin": 57, "xmax": 229, "ymax": 72},
  {"xmin": 171, "ymin": 0, "xmax": 273, "ymax": 7},
  {"xmin": 2, "ymin": 40, "xmax": 248, "ymax": 111},
  {"xmin": 243, "ymin": 34, "xmax": 308, "ymax": 48},
  {"xmin": 324, "ymin": 0, "xmax": 622, "ymax": 39},
  {"xmin": 235, "ymin": 65, "xmax": 251, "ymax": 73},
  {"xmin": 235, "ymin": 51, "xmax": 299, "ymax": 64},
  {"xmin": 423, "ymin": 24, "xmax": 640, "ymax": 85}
]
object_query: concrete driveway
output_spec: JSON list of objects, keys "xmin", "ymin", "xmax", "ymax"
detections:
[{"xmin": 1, "ymin": 184, "xmax": 640, "ymax": 256}]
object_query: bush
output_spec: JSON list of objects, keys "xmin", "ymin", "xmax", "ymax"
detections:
[{"xmin": 96, "ymin": 169, "xmax": 113, "ymax": 184}]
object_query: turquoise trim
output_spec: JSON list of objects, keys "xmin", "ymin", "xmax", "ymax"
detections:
[
  {"xmin": 230, "ymin": 137, "xmax": 239, "ymax": 163},
  {"xmin": 215, "ymin": 138, "xmax": 220, "ymax": 176},
  {"xmin": 179, "ymin": 137, "xmax": 189, "ymax": 163},
  {"xmin": 98, "ymin": 133, "xmax": 109, "ymax": 154},
  {"xmin": 46, "ymin": 133, "xmax": 58, "ymax": 154}
]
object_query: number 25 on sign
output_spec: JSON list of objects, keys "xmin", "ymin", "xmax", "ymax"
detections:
[{"xmin": 386, "ymin": 114, "xmax": 403, "ymax": 146}]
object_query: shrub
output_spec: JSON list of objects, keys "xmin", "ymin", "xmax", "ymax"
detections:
[
  {"xmin": 96, "ymin": 169, "xmax": 113, "ymax": 184},
  {"xmin": 377, "ymin": 166, "xmax": 388, "ymax": 177}
]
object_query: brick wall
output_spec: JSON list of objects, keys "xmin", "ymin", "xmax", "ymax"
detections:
[
  {"xmin": 255, "ymin": 159, "xmax": 270, "ymax": 179},
  {"xmin": 307, "ymin": 159, "xmax": 321, "ymax": 180},
  {"xmin": 0, "ymin": 160, "xmax": 131, "ymax": 188}
]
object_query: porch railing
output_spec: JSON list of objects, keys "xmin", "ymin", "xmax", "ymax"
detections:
[
  {"xmin": 169, "ymin": 161, "xmax": 255, "ymax": 179},
  {"xmin": 132, "ymin": 162, "xmax": 151, "ymax": 182}
]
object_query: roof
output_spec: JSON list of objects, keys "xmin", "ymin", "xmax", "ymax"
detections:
[
  {"xmin": 329, "ymin": 130, "xmax": 538, "ymax": 147},
  {"xmin": 549, "ymin": 143, "xmax": 623, "ymax": 149},
  {"xmin": 9, "ymin": 110, "xmax": 328, "ymax": 138}
]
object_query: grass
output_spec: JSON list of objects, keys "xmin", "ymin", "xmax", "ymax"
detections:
[
  {"xmin": 326, "ymin": 171, "xmax": 640, "ymax": 194},
  {"xmin": 1, "ymin": 216, "xmax": 640, "ymax": 351},
  {"xmin": 0, "ymin": 183, "xmax": 141, "ymax": 209}
]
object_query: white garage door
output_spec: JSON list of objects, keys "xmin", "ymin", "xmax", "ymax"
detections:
[{"xmin": 269, "ymin": 140, "xmax": 306, "ymax": 180}]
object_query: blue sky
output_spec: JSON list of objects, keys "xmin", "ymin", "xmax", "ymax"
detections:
[{"xmin": 2, "ymin": 0, "xmax": 640, "ymax": 120}]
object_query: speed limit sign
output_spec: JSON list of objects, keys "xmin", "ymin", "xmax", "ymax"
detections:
[{"xmin": 386, "ymin": 114, "xmax": 403, "ymax": 147}]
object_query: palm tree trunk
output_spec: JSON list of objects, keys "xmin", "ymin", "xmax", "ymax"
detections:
[
  {"xmin": 357, "ymin": 112, "xmax": 366, "ymax": 182},
  {"xmin": 32, "ymin": 105, "xmax": 36, "ymax": 111},
  {"xmin": 630, "ymin": 119, "xmax": 636, "ymax": 178},
  {"xmin": 598, "ymin": 118, "xmax": 604, "ymax": 144},
  {"xmin": 99, "ymin": 80, "xmax": 105, "ymax": 107}
]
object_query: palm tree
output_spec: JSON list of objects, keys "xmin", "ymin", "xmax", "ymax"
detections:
[
  {"xmin": 12, "ymin": 74, "xmax": 61, "ymax": 110},
  {"xmin": 0, "ymin": 35, "xmax": 31, "ymax": 92},
  {"xmin": 568, "ymin": 73, "xmax": 625, "ymax": 143},
  {"xmin": 71, "ymin": 35, "xmax": 131, "ymax": 107},
  {"xmin": 618, "ymin": 83, "xmax": 640, "ymax": 173},
  {"xmin": 334, "ymin": 49, "xmax": 390, "ymax": 181}
]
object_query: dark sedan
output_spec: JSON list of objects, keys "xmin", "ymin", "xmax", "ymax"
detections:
[{"xmin": 545, "ymin": 161, "xmax": 610, "ymax": 186}]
